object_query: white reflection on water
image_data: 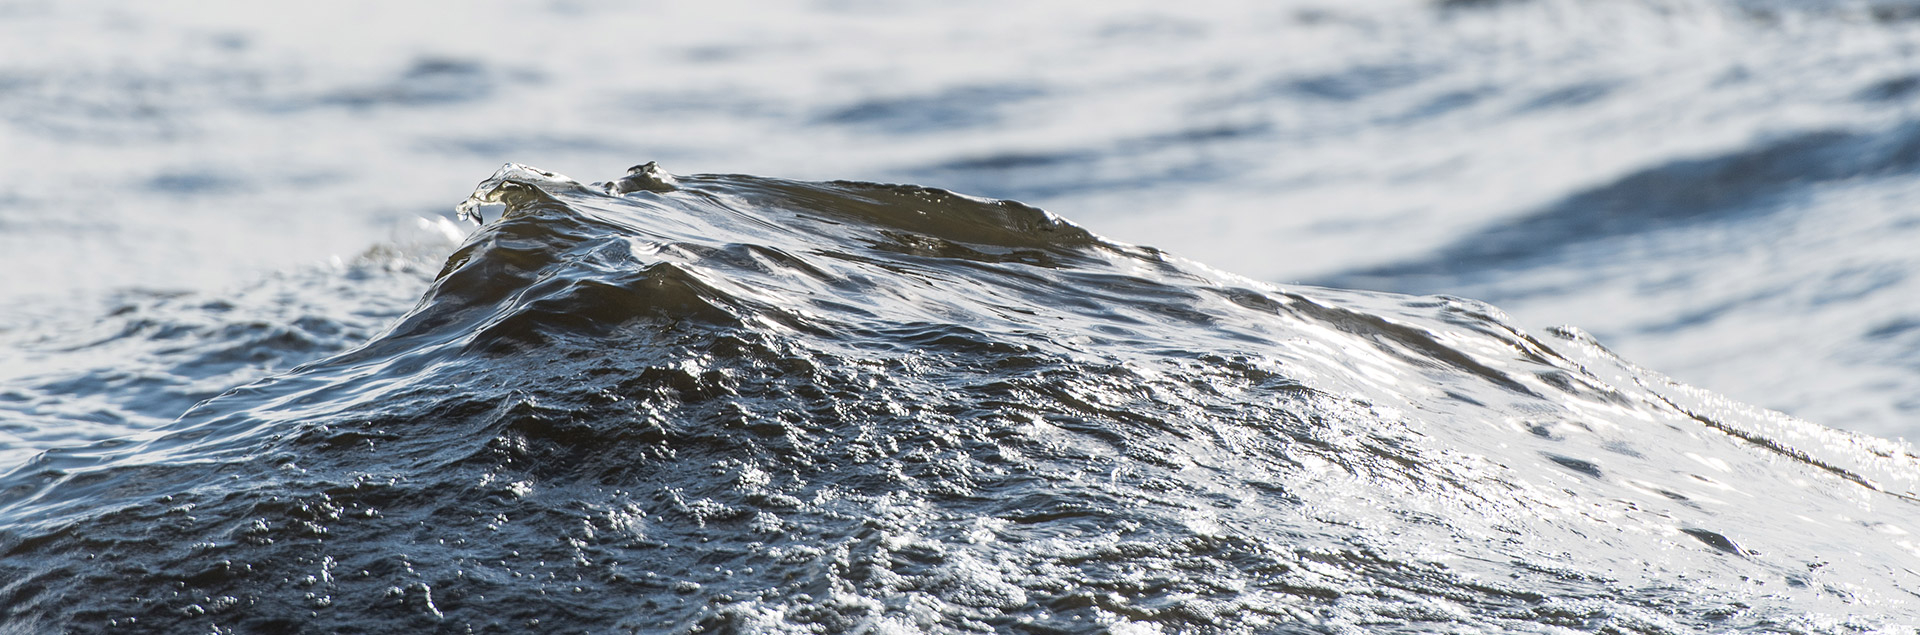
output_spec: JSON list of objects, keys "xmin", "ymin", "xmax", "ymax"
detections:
[{"xmin": 0, "ymin": 0, "xmax": 1917, "ymax": 437}]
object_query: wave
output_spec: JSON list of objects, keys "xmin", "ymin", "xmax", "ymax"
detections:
[
  {"xmin": 1326, "ymin": 121, "xmax": 1920, "ymax": 294},
  {"xmin": 2, "ymin": 164, "xmax": 1918, "ymax": 632}
]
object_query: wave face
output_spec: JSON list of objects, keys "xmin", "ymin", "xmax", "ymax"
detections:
[
  {"xmin": 4, "ymin": 165, "xmax": 1920, "ymax": 632},
  {"xmin": 8, "ymin": 0, "xmax": 1920, "ymax": 441}
]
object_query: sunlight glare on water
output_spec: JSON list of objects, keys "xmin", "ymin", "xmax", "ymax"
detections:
[
  {"xmin": 3, "ymin": 0, "xmax": 1915, "ymax": 435},
  {"xmin": 2, "ymin": 2, "xmax": 1920, "ymax": 629},
  {"xmin": 2, "ymin": 164, "xmax": 1917, "ymax": 631}
]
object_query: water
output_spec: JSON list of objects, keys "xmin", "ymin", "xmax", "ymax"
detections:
[
  {"xmin": 3, "ymin": 0, "xmax": 1920, "ymax": 631},
  {"xmin": 4, "ymin": 164, "xmax": 1919, "ymax": 631},
  {"xmin": 3, "ymin": 0, "xmax": 1919, "ymax": 438}
]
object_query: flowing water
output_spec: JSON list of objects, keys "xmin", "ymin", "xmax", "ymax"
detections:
[
  {"xmin": 4, "ymin": 164, "xmax": 1920, "ymax": 632},
  {"xmin": 3, "ymin": 0, "xmax": 1920, "ymax": 631}
]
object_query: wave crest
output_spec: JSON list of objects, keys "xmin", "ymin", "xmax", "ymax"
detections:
[{"xmin": 2, "ymin": 164, "xmax": 1918, "ymax": 632}]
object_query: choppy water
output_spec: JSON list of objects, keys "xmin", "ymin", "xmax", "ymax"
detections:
[
  {"xmin": 4, "ymin": 0, "xmax": 1920, "ymax": 631},
  {"xmin": 4, "ymin": 164, "xmax": 1919, "ymax": 632},
  {"xmin": 3, "ymin": 0, "xmax": 1920, "ymax": 439}
]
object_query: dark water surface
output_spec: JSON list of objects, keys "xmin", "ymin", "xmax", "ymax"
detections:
[
  {"xmin": 6, "ymin": 1, "xmax": 1920, "ymax": 631},
  {"xmin": 4, "ymin": 165, "xmax": 1918, "ymax": 632}
]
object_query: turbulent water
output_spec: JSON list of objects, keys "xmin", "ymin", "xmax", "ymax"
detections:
[
  {"xmin": 5, "ymin": 0, "xmax": 1920, "ymax": 632},
  {"xmin": 3, "ymin": 164, "xmax": 1919, "ymax": 632},
  {"xmin": 4, "ymin": 0, "xmax": 1920, "ymax": 439}
]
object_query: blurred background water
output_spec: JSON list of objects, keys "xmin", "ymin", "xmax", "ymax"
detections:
[{"xmin": 3, "ymin": 0, "xmax": 1919, "ymax": 454}]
